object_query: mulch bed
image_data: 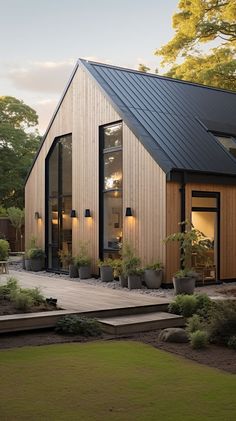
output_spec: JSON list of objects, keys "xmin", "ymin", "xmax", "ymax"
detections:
[
  {"xmin": 0, "ymin": 299, "xmax": 58, "ymax": 316},
  {"xmin": 0, "ymin": 329, "xmax": 235, "ymax": 374}
]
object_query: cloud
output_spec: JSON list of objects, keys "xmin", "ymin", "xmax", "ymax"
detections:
[
  {"xmin": 32, "ymin": 98, "xmax": 58, "ymax": 134},
  {"xmin": 7, "ymin": 60, "xmax": 75, "ymax": 93}
]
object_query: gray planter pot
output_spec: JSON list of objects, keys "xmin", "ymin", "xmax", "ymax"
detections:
[
  {"xmin": 100, "ymin": 266, "xmax": 113, "ymax": 282},
  {"xmin": 22, "ymin": 256, "xmax": 26, "ymax": 270},
  {"xmin": 173, "ymin": 276, "xmax": 195, "ymax": 295},
  {"xmin": 119, "ymin": 275, "xmax": 128, "ymax": 288},
  {"xmin": 30, "ymin": 258, "xmax": 44, "ymax": 272},
  {"xmin": 25, "ymin": 259, "xmax": 31, "ymax": 271},
  {"xmin": 69, "ymin": 264, "xmax": 78, "ymax": 278},
  {"xmin": 144, "ymin": 269, "xmax": 162, "ymax": 289},
  {"xmin": 128, "ymin": 274, "xmax": 142, "ymax": 290},
  {"xmin": 79, "ymin": 265, "xmax": 91, "ymax": 279}
]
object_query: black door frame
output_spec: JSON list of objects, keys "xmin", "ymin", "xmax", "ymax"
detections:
[{"xmin": 191, "ymin": 191, "xmax": 221, "ymax": 280}]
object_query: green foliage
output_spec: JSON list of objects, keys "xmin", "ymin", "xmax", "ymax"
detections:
[
  {"xmin": 120, "ymin": 243, "xmax": 141, "ymax": 277},
  {"xmin": 186, "ymin": 314, "xmax": 204, "ymax": 334},
  {"xmin": 19, "ymin": 287, "xmax": 45, "ymax": 305},
  {"xmin": 75, "ymin": 242, "xmax": 91, "ymax": 267},
  {"xmin": 169, "ymin": 293, "xmax": 212, "ymax": 318},
  {"xmin": 207, "ymin": 300, "xmax": 236, "ymax": 344},
  {"xmin": 0, "ymin": 96, "xmax": 40, "ymax": 208},
  {"xmin": 0, "ymin": 239, "xmax": 10, "ymax": 260},
  {"xmin": 227, "ymin": 335, "xmax": 236, "ymax": 350},
  {"xmin": 145, "ymin": 261, "xmax": 163, "ymax": 270},
  {"xmin": 97, "ymin": 258, "xmax": 114, "ymax": 267},
  {"xmin": 0, "ymin": 205, "xmax": 8, "ymax": 216},
  {"xmin": 190, "ymin": 330, "xmax": 209, "ymax": 349},
  {"xmin": 27, "ymin": 248, "xmax": 45, "ymax": 259},
  {"xmin": 13, "ymin": 292, "xmax": 34, "ymax": 312},
  {"xmin": 138, "ymin": 64, "xmax": 151, "ymax": 72},
  {"xmin": 7, "ymin": 207, "xmax": 24, "ymax": 249},
  {"xmin": 0, "ymin": 277, "xmax": 18, "ymax": 298},
  {"xmin": 165, "ymin": 220, "xmax": 210, "ymax": 273},
  {"xmin": 55, "ymin": 315, "xmax": 102, "ymax": 336},
  {"xmin": 155, "ymin": 0, "xmax": 236, "ymax": 90},
  {"xmin": 58, "ymin": 249, "xmax": 73, "ymax": 267},
  {"xmin": 112, "ymin": 259, "xmax": 123, "ymax": 277}
]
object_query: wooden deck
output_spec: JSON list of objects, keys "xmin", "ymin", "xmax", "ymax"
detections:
[{"xmin": 1, "ymin": 270, "xmax": 170, "ymax": 313}]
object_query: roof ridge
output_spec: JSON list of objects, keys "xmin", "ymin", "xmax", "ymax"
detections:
[{"xmin": 78, "ymin": 58, "xmax": 236, "ymax": 96}]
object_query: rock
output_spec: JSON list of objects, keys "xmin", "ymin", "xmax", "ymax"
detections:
[{"xmin": 159, "ymin": 328, "xmax": 189, "ymax": 343}]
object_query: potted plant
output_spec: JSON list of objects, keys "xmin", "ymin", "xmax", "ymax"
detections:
[
  {"xmin": 127, "ymin": 268, "xmax": 144, "ymax": 290},
  {"xmin": 0, "ymin": 239, "xmax": 10, "ymax": 261},
  {"xmin": 58, "ymin": 250, "xmax": 78, "ymax": 277},
  {"xmin": 75, "ymin": 243, "xmax": 91, "ymax": 279},
  {"xmin": 144, "ymin": 261, "xmax": 163, "ymax": 289},
  {"xmin": 165, "ymin": 220, "xmax": 209, "ymax": 295},
  {"xmin": 119, "ymin": 242, "xmax": 138, "ymax": 288},
  {"xmin": 112, "ymin": 258, "xmax": 125, "ymax": 284},
  {"xmin": 98, "ymin": 258, "xmax": 114, "ymax": 282},
  {"xmin": 27, "ymin": 247, "xmax": 45, "ymax": 271},
  {"xmin": 24, "ymin": 249, "xmax": 31, "ymax": 271}
]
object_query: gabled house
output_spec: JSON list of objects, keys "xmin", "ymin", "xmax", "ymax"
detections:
[{"xmin": 25, "ymin": 59, "xmax": 236, "ymax": 284}]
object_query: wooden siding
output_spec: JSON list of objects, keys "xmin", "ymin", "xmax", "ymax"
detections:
[
  {"xmin": 25, "ymin": 66, "xmax": 166, "ymax": 272},
  {"xmin": 166, "ymin": 181, "xmax": 236, "ymax": 281}
]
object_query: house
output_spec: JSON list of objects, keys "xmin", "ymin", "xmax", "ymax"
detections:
[{"xmin": 25, "ymin": 59, "xmax": 236, "ymax": 284}]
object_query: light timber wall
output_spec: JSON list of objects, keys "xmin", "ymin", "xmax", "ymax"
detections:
[
  {"xmin": 25, "ymin": 65, "xmax": 166, "ymax": 272},
  {"xmin": 166, "ymin": 181, "xmax": 236, "ymax": 281}
]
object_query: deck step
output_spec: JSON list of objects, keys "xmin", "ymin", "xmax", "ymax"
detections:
[{"xmin": 98, "ymin": 312, "xmax": 185, "ymax": 335}]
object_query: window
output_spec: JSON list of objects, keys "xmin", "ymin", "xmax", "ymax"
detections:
[
  {"xmin": 215, "ymin": 135, "xmax": 236, "ymax": 159},
  {"xmin": 100, "ymin": 123, "xmax": 123, "ymax": 259},
  {"xmin": 46, "ymin": 134, "xmax": 72, "ymax": 271}
]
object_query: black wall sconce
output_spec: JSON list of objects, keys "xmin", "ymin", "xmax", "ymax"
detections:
[
  {"xmin": 35, "ymin": 212, "xmax": 40, "ymax": 220},
  {"xmin": 70, "ymin": 210, "xmax": 77, "ymax": 218},
  {"xmin": 84, "ymin": 209, "xmax": 91, "ymax": 217},
  {"xmin": 125, "ymin": 207, "xmax": 133, "ymax": 217}
]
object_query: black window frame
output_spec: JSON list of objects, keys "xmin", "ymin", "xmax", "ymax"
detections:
[
  {"xmin": 99, "ymin": 121, "xmax": 123, "ymax": 259},
  {"xmin": 191, "ymin": 190, "xmax": 220, "ymax": 280},
  {"xmin": 45, "ymin": 133, "xmax": 72, "ymax": 272}
]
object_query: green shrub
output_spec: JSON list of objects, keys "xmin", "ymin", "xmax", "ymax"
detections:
[
  {"xmin": 0, "ymin": 239, "xmax": 10, "ymax": 260},
  {"xmin": 28, "ymin": 248, "xmax": 45, "ymax": 259},
  {"xmin": 168, "ymin": 293, "xmax": 212, "ymax": 319},
  {"xmin": 20, "ymin": 287, "xmax": 45, "ymax": 305},
  {"xmin": 227, "ymin": 335, "xmax": 236, "ymax": 350},
  {"xmin": 190, "ymin": 330, "xmax": 209, "ymax": 349},
  {"xmin": 168, "ymin": 295, "xmax": 197, "ymax": 317},
  {"xmin": 55, "ymin": 315, "xmax": 102, "ymax": 336},
  {"xmin": 14, "ymin": 292, "xmax": 34, "ymax": 312},
  {"xmin": 207, "ymin": 300, "xmax": 236, "ymax": 345},
  {"xmin": 186, "ymin": 314, "xmax": 203, "ymax": 334},
  {"xmin": 0, "ymin": 277, "xmax": 19, "ymax": 298}
]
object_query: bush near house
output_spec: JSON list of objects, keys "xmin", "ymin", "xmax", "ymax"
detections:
[{"xmin": 55, "ymin": 315, "xmax": 102, "ymax": 336}]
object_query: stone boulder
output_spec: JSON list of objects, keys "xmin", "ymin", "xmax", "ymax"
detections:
[{"xmin": 159, "ymin": 328, "xmax": 189, "ymax": 343}]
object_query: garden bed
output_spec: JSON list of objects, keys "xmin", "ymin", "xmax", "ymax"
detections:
[{"xmin": 0, "ymin": 298, "xmax": 58, "ymax": 316}]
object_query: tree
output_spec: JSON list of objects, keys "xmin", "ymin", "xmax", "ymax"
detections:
[
  {"xmin": 155, "ymin": 0, "xmax": 236, "ymax": 90},
  {"xmin": 138, "ymin": 64, "xmax": 151, "ymax": 72},
  {"xmin": 7, "ymin": 207, "xmax": 25, "ymax": 251},
  {"xmin": 0, "ymin": 96, "xmax": 40, "ymax": 208}
]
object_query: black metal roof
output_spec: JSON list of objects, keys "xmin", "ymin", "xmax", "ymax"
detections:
[
  {"xmin": 25, "ymin": 59, "xmax": 236, "ymax": 183},
  {"xmin": 80, "ymin": 59, "xmax": 236, "ymax": 177}
]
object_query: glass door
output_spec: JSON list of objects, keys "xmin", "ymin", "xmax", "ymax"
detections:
[
  {"xmin": 46, "ymin": 135, "xmax": 72, "ymax": 271},
  {"xmin": 191, "ymin": 192, "xmax": 220, "ymax": 282}
]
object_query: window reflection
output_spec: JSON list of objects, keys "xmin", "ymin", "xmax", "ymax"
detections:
[{"xmin": 102, "ymin": 123, "xmax": 123, "ymax": 255}]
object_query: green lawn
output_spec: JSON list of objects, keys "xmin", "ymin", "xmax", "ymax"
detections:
[{"xmin": 0, "ymin": 341, "xmax": 235, "ymax": 421}]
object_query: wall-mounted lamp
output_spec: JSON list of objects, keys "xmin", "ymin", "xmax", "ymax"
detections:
[
  {"xmin": 70, "ymin": 210, "xmax": 77, "ymax": 218},
  {"xmin": 35, "ymin": 212, "xmax": 41, "ymax": 220},
  {"xmin": 84, "ymin": 209, "xmax": 91, "ymax": 218},
  {"xmin": 125, "ymin": 207, "xmax": 133, "ymax": 217}
]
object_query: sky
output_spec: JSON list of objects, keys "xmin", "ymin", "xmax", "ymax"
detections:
[{"xmin": 0, "ymin": 0, "xmax": 179, "ymax": 133}]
